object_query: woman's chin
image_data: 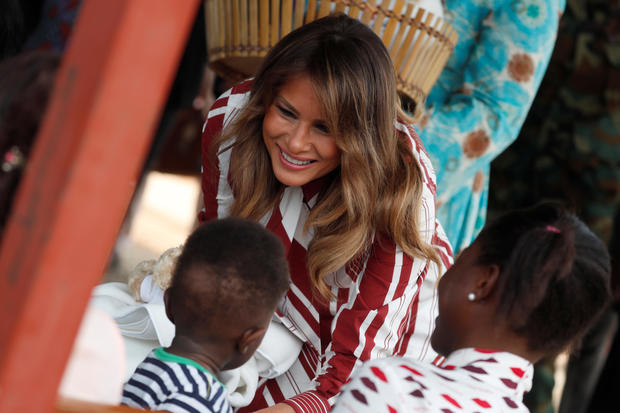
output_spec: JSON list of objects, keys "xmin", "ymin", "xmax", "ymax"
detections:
[{"xmin": 272, "ymin": 165, "xmax": 315, "ymax": 187}]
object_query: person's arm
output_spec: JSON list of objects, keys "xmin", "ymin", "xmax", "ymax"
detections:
[
  {"xmin": 419, "ymin": 0, "xmax": 564, "ymax": 201},
  {"xmin": 199, "ymin": 80, "xmax": 253, "ymax": 223}
]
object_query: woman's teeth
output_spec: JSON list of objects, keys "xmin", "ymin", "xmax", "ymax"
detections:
[{"xmin": 282, "ymin": 151, "xmax": 313, "ymax": 166}]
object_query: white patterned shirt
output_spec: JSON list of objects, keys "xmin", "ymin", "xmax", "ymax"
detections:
[{"xmin": 333, "ymin": 348, "xmax": 534, "ymax": 413}]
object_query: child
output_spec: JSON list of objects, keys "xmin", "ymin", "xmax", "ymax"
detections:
[
  {"xmin": 121, "ymin": 217, "xmax": 290, "ymax": 413},
  {"xmin": 333, "ymin": 203, "xmax": 612, "ymax": 413}
]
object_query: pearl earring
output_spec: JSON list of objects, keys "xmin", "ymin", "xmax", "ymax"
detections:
[{"xmin": 467, "ymin": 292, "xmax": 475, "ymax": 302}]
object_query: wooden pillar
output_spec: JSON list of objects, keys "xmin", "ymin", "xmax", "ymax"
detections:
[{"xmin": 0, "ymin": 0, "xmax": 200, "ymax": 410}]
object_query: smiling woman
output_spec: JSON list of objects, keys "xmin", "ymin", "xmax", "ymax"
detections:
[{"xmin": 199, "ymin": 14, "xmax": 452, "ymax": 413}]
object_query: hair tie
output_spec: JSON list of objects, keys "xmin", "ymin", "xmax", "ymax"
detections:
[{"xmin": 546, "ymin": 225, "xmax": 561, "ymax": 234}]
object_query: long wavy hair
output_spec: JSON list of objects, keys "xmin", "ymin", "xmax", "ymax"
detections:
[{"xmin": 211, "ymin": 14, "xmax": 439, "ymax": 299}]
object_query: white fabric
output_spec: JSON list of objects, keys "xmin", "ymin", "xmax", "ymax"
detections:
[
  {"xmin": 91, "ymin": 282, "xmax": 174, "ymax": 345},
  {"xmin": 139, "ymin": 274, "xmax": 165, "ymax": 304},
  {"xmin": 255, "ymin": 319, "xmax": 303, "ymax": 379},
  {"xmin": 90, "ymin": 282, "xmax": 174, "ymax": 380},
  {"xmin": 218, "ymin": 358, "xmax": 259, "ymax": 407}
]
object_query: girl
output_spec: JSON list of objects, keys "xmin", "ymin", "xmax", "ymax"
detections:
[{"xmin": 333, "ymin": 203, "xmax": 612, "ymax": 412}]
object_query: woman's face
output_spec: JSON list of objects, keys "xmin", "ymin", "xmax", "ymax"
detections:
[
  {"xmin": 262, "ymin": 74, "xmax": 341, "ymax": 187},
  {"xmin": 431, "ymin": 242, "xmax": 483, "ymax": 356}
]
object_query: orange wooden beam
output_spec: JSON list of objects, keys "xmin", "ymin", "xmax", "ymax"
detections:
[
  {"xmin": 0, "ymin": 0, "xmax": 200, "ymax": 410},
  {"xmin": 56, "ymin": 397, "xmax": 158, "ymax": 413}
]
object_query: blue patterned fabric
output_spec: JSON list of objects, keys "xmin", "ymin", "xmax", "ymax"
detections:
[{"xmin": 417, "ymin": 0, "xmax": 566, "ymax": 252}]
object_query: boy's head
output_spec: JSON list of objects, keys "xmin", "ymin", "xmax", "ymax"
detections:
[{"xmin": 164, "ymin": 217, "xmax": 290, "ymax": 370}]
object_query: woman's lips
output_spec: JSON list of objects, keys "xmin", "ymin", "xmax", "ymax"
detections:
[{"xmin": 278, "ymin": 147, "xmax": 315, "ymax": 170}]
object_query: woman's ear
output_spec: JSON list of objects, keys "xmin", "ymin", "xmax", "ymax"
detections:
[
  {"xmin": 472, "ymin": 263, "xmax": 500, "ymax": 301},
  {"xmin": 238, "ymin": 327, "xmax": 267, "ymax": 357}
]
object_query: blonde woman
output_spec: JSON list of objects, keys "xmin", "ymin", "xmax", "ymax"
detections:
[{"xmin": 200, "ymin": 15, "xmax": 452, "ymax": 413}]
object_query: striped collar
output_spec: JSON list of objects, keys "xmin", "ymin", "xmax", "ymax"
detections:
[{"xmin": 154, "ymin": 347, "xmax": 226, "ymax": 388}]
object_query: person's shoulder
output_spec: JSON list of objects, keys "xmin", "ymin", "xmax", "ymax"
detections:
[
  {"xmin": 125, "ymin": 351, "xmax": 177, "ymax": 385},
  {"xmin": 122, "ymin": 353, "xmax": 167, "ymax": 408},
  {"xmin": 230, "ymin": 78, "xmax": 254, "ymax": 95},
  {"xmin": 226, "ymin": 78, "xmax": 253, "ymax": 108},
  {"xmin": 205, "ymin": 79, "xmax": 254, "ymax": 124}
]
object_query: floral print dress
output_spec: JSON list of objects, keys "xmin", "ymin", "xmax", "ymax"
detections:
[{"xmin": 418, "ymin": 0, "xmax": 566, "ymax": 252}]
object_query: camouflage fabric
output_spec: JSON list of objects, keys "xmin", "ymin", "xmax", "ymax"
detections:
[{"xmin": 489, "ymin": 0, "xmax": 620, "ymax": 245}]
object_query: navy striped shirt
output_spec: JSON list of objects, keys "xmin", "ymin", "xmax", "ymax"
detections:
[{"xmin": 122, "ymin": 348, "xmax": 232, "ymax": 413}]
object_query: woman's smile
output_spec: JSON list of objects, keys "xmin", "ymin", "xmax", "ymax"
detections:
[{"xmin": 279, "ymin": 146, "xmax": 315, "ymax": 168}]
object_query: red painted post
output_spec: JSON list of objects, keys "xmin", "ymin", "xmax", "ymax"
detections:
[{"xmin": 0, "ymin": 0, "xmax": 200, "ymax": 410}]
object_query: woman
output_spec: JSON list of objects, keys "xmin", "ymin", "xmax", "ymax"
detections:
[
  {"xmin": 200, "ymin": 14, "xmax": 452, "ymax": 413},
  {"xmin": 333, "ymin": 203, "xmax": 612, "ymax": 412}
]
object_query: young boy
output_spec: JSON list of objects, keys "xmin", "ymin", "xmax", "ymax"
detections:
[{"xmin": 121, "ymin": 217, "xmax": 290, "ymax": 413}]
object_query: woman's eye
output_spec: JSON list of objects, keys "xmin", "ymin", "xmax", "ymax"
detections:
[
  {"xmin": 277, "ymin": 105, "xmax": 295, "ymax": 118},
  {"xmin": 314, "ymin": 123, "xmax": 329, "ymax": 134}
]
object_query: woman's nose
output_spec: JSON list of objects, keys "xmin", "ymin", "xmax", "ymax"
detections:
[{"xmin": 287, "ymin": 124, "xmax": 310, "ymax": 152}]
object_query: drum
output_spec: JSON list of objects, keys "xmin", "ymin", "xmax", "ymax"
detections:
[{"xmin": 204, "ymin": 0, "xmax": 457, "ymax": 113}]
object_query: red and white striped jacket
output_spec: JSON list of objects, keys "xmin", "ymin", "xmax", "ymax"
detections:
[{"xmin": 199, "ymin": 80, "xmax": 453, "ymax": 413}]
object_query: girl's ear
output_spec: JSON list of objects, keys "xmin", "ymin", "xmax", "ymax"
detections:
[
  {"xmin": 238, "ymin": 327, "xmax": 267, "ymax": 357},
  {"xmin": 471, "ymin": 263, "xmax": 500, "ymax": 301}
]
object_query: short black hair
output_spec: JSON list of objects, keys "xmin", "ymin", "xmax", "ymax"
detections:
[
  {"xmin": 476, "ymin": 202, "xmax": 612, "ymax": 354},
  {"xmin": 168, "ymin": 217, "xmax": 290, "ymax": 337}
]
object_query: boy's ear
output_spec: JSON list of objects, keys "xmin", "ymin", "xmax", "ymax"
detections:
[
  {"xmin": 472, "ymin": 263, "xmax": 500, "ymax": 301},
  {"xmin": 238, "ymin": 327, "xmax": 267, "ymax": 357},
  {"xmin": 164, "ymin": 288, "xmax": 174, "ymax": 323}
]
